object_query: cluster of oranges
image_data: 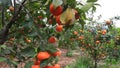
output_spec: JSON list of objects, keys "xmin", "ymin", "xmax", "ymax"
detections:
[
  {"xmin": 32, "ymin": 1, "xmax": 81, "ymax": 68},
  {"xmin": 31, "ymin": 35, "xmax": 62, "ymax": 68},
  {"xmin": 31, "ymin": 48, "xmax": 61, "ymax": 68},
  {"xmin": 49, "ymin": 2, "xmax": 80, "ymax": 32}
]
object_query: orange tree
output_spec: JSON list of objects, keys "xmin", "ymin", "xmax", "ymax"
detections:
[
  {"xmin": 0, "ymin": 0, "xmax": 98, "ymax": 68},
  {"xmin": 76, "ymin": 18, "xmax": 120, "ymax": 68}
]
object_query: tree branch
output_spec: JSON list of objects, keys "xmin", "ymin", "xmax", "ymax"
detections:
[{"xmin": 0, "ymin": 0, "xmax": 27, "ymax": 45}]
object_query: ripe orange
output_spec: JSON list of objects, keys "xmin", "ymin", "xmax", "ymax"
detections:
[
  {"xmin": 73, "ymin": 31, "xmax": 78, "ymax": 35},
  {"xmin": 80, "ymin": 30, "xmax": 83, "ymax": 33},
  {"xmin": 56, "ymin": 16, "xmax": 62, "ymax": 25},
  {"xmin": 48, "ymin": 36, "xmax": 57, "ymax": 43},
  {"xmin": 78, "ymin": 36, "xmax": 84, "ymax": 40},
  {"xmin": 96, "ymin": 40, "xmax": 100, "ymax": 44},
  {"xmin": 9, "ymin": 37, "xmax": 15, "ymax": 41},
  {"xmin": 49, "ymin": 4, "xmax": 63, "ymax": 16},
  {"xmin": 101, "ymin": 30, "xmax": 107, "ymax": 35},
  {"xmin": 31, "ymin": 65, "xmax": 40, "ymax": 68},
  {"xmin": 80, "ymin": 47, "xmax": 85, "ymax": 52},
  {"xmin": 38, "ymin": 16, "xmax": 42, "ymax": 19},
  {"xmin": 55, "ymin": 25, "xmax": 63, "ymax": 32},
  {"xmin": 52, "ymin": 49, "xmax": 62, "ymax": 56},
  {"xmin": 53, "ymin": 64, "xmax": 60, "ymax": 68},
  {"xmin": 25, "ymin": 38, "xmax": 31, "ymax": 43},
  {"xmin": 37, "ymin": 52, "xmax": 51, "ymax": 60},
  {"xmin": 106, "ymin": 19, "xmax": 111, "ymax": 25},
  {"xmin": 9, "ymin": 6, "xmax": 14, "ymax": 11}
]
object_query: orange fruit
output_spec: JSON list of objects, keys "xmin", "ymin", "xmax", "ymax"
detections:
[
  {"xmin": 31, "ymin": 65, "xmax": 40, "ymax": 68},
  {"xmin": 80, "ymin": 47, "xmax": 85, "ymax": 52},
  {"xmin": 9, "ymin": 6, "xmax": 14, "ymax": 11},
  {"xmin": 38, "ymin": 16, "xmax": 42, "ymax": 19},
  {"xmin": 78, "ymin": 36, "xmax": 84, "ymax": 40},
  {"xmin": 48, "ymin": 36, "xmax": 57, "ymax": 43},
  {"xmin": 73, "ymin": 31, "xmax": 78, "ymax": 35},
  {"xmin": 80, "ymin": 30, "xmax": 83, "ymax": 33},
  {"xmin": 49, "ymin": 4, "xmax": 63, "ymax": 16},
  {"xmin": 106, "ymin": 19, "xmax": 111, "ymax": 25},
  {"xmin": 55, "ymin": 25, "xmax": 63, "ymax": 32},
  {"xmin": 25, "ymin": 38, "xmax": 31, "ymax": 43},
  {"xmin": 37, "ymin": 52, "xmax": 51, "ymax": 60},
  {"xmin": 56, "ymin": 16, "xmax": 62, "ymax": 25},
  {"xmin": 101, "ymin": 30, "xmax": 107, "ymax": 35},
  {"xmin": 52, "ymin": 49, "xmax": 62, "ymax": 56},
  {"xmin": 96, "ymin": 40, "xmax": 100, "ymax": 44},
  {"xmin": 9, "ymin": 37, "xmax": 15, "ymax": 41},
  {"xmin": 53, "ymin": 64, "xmax": 60, "ymax": 68}
]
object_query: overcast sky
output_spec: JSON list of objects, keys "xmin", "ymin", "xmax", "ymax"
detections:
[{"xmin": 94, "ymin": 0, "xmax": 120, "ymax": 27}]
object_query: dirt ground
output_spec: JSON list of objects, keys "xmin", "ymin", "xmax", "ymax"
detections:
[
  {"xmin": 0, "ymin": 49, "xmax": 81, "ymax": 68},
  {"xmin": 58, "ymin": 49, "xmax": 80, "ymax": 68}
]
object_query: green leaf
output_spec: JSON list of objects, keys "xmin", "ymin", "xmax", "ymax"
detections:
[
  {"xmin": 0, "ymin": 57, "xmax": 7, "ymax": 62},
  {"xmin": 46, "ymin": 44, "xmax": 57, "ymax": 53},
  {"xmin": 94, "ymin": 3, "xmax": 101, "ymax": 6},
  {"xmin": 87, "ymin": 0, "xmax": 97, "ymax": 2},
  {"xmin": 1, "ymin": 45, "xmax": 7, "ymax": 49},
  {"xmin": 10, "ymin": 60, "xmax": 18, "ymax": 66},
  {"xmin": 44, "ymin": 0, "xmax": 51, "ymax": 5},
  {"xmin": 60, "ymin": 8, "xmax": 75, "ymax": 25},
  {"xmin": 24, "ymin": 61, "xmax": 33, "ymax": 68},
  {"xmin": 81, "ymin": 2, "xmax": 94, "ymax": 12},
  {"xmin": 40, "ymin": 59, "xmax": 49, "ymax": 68},
  {"xmin": 92, "ymin": 6, "xmax": 96, "ymax": 13},
  {"xmin": 41, "ymin": 0, "xmax": 48, "ymax": 5},
  {"xmin": 20, "ymin": 47, "xmax": 36, "ymax": 57},
  {"xmin": 0, "ymin": 47, "xmax": 2, "ymax": 52}
]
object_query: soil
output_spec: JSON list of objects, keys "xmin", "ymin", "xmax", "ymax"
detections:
[
  {"xmin": 0, "ymin": 49, "xmax": 81, "ymax": 68},
  {"xmin": 58, "ymin": 49, "xmax": 80, "ymax": 68}
]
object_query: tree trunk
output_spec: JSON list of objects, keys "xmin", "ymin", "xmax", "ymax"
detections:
[{"xmin": 94, "ymin": 59, "xmax": 97, "ymax": 68}]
